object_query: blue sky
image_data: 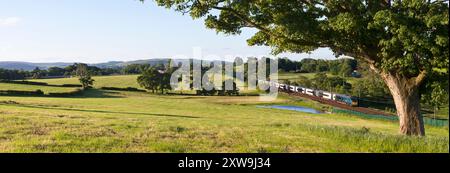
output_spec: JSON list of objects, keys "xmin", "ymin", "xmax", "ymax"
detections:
[{"xmin": 0, "ymin": 0, "xmax": 336, "ymax": 63}]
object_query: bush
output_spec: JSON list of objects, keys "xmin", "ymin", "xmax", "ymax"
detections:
[{"xmin": 100, "ymin": 87, "xmax": 146, "ymax": 92}]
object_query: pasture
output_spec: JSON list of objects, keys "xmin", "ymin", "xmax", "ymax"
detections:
[
  {"xmin": 28, "ymin": 75, "xmax": 142, "ymax": 89},
  {"xmin": 278, "ymin": 72, "xmax": 361, "ymax": 84},
  {"xmin": 0, "ymin": 75, "xmax": 448, "ymax": 153}
]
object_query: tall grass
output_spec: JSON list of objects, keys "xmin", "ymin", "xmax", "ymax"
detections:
[{"xmin": 298, "ymin": 124, "xmax": 448, "ymax": 153}]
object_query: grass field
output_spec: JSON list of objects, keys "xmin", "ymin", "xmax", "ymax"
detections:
[
  {"xmin": 278, "ymin": 72, "xmax": 361, "ymax": 84},
  {"xmin": 0, "ymin": 75, "xmax": 448, "ymax": 153},
  {"xmin": 28, "ymin": 75, "xmax": 142, "ymax": 89}
]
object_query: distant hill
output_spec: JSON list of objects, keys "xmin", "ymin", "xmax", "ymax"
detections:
[
  {"xmin": 0, "ymin": 58, "xmax": 226, "ymax": 71},
  {"xmin": 93, "ymin": 59, "xmax": 173, "ymax": 68},
  {"xmin": 0, "ymin": 61, "xmax": 73, "ymax": 71}
]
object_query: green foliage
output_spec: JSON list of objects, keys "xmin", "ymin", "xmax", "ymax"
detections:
[
  {"xmin": 137, "ymin": 67, "xmax": 172, "ymax": 94},
  {"xmin": 421, "ymin": 69, "xmax": 449, "ymax": 115},
  {"xmin": 0, "ymin": 68, "xmax": 27, "ymax": 80},
  {"xmin": 310, "ymin": 73, "xmax": 352, "ymax": 94},
  {"xmin": 122, "ymin": 64, "xmax": 152, "ymax": 74},
  {"xmin": 300, "ymin": 59, "xmax": 318, "ymax": 73},
  {"xmin": 147, "ymin": 0, "xmax": 447, "ymax": 71},
  {"xmin": 76, "ymin": 64, "xmax": 95, "ymax": 89},
  {"xmin": 352, "ymin": 73, "xmax": 391, "ymax": 98},
  {"xmin": 137, "ymin": 67, "xmax": 160, "ymax": 93},
  {"xmin": 31, "ymin": 67, "xmax": 47, "ymax": 79},
  {"xmin": 291, "ymin": 76, "xmax": 313, "ymax": 88},
  {"xmin": 145, "ymin": 1, "xmax": 449, "ymax": 135},
  {"xmin": 339, "ymin": 62, "xmax": 354, "ymax": 77},
  {"xmin": 278, "ymin": 57, "xmax": 300, "ymax": 72},
  {"xmin": 368, "ymin": 1, "xmax": 449, "ymax": 76},
  {"xmin": 47, "ymin": 67, "xmax": 66, "ymax": 76}
]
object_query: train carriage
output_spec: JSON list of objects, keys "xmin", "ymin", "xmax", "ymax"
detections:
[
  {"xmin": 261, "ymin": 81, "xmax": 359, "ymax": 107},
  {"xmin": 333, "ymin": 94, "xmax": 359, "ymax": 106}
]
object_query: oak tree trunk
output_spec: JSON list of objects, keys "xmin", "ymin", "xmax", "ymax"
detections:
[{"xmin": 382, "ymin": 72, "xmax": 425, "ymax": 136}]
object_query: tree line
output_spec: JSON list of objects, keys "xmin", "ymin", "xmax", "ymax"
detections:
[
  {"xmin": 0, "ymin": 64, "xmax": 119, "ymax": 80},
  {"xmin": 136, "ymin": 60, "xmax": 240, "ymax": 96},
  {"xmin": 278, "ymin": 57, "xmax": 358, "ymax": 77}
]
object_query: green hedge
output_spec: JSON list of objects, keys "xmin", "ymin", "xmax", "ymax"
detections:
[
  {"xmin": 0, "ymin": 80, "xmax": 49, "ymax": 86},
  {"xmin": 101, "ymin": 87, "xmax": 146, "ymax": 92},
  {"xmin": 0, "ymin": 80, "xmax": 82, "ymax": 88},
  {"xmin": 0, "ymin": 89, "xmax": 45, "ymax": 96},
  {"xmin": 0, "ymin": 89, "xmax": 84, "ymax": 97},
  {"xmin": 47, "ymin": 89, "xmax": 84, "ymax": 97},
  {"xmin": 60, "ymin": 84, "xmax": 83, "ymax": 87}
]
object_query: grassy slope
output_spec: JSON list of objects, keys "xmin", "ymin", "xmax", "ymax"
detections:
[
  {"xmin": 278, "ymin": 72, "xmax": 361, "ymax": 84},
  {"xmin": 28, "ymin": 75, "xmax": 142, "ymax": 89},
  {"xmin": 0, "ymin": 75, "xmax": 447, "ymax": 153}
]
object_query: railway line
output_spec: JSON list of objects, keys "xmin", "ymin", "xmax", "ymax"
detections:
[{"xmin": 285, "ymin": 91, "xmax": 396, "ymax": 117}]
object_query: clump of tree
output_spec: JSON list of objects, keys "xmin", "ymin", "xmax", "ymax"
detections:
[
  {"xmin": 76, "ymin": 64, "xmax": 94, "ymax": 89},
  {"xmin": 283, "ymin": 73, "xmax": 351, "ymax": 94},
  {"xmin": 30, "ymin": 67, "xmax": 47, "ymax": 79},
  {"xmin": 47, "ymin": 67, "xmax": 67, "ymax": 76},
  {"xmin": 290, "ymin": 76, "xmax": 313, "ymax": 88},
  {"xmin": 298, "ymin": 58, "xmax": 358, "ymax": 75},
  {"xmin": 352, "ymin": 73, "xmax": 391, "ymax": 98},
  {"xmin": 0, "ymin": 68, "xmax": 28, "ymax": 80},
  {"xmin": 420, "ymin": 70, "xmax": 449, "ymax": 119},
  {"xmin": 278, "ymin": 57, "xmax": 301, "ymax": 72},
  {"xmin": 147, "ymin": 0, "xmax": 449, "ymax": 136},
  {"xmin": 137, "ymin": 65, "xmax": 172, "ymax": 94},
  {"xmin": 122, "ymin": 64, "xmax": 152, "ymax": 74},
  {"xmin": 65, "ymin": 63, "xmax": 116, "ymax": 76},
  {"xmin": 311, "ymin": 73, "xmax": 352, "ymax": 94},
  {"xmin": 195, "ymin": 80, "xmax": 240, "ymax": 96}
]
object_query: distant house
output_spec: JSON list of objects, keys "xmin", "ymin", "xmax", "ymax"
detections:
[{"xmin": 351, "ymin": 70, "xmax": 362, "ymax": 78}]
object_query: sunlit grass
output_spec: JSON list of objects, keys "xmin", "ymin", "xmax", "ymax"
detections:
[
  {"xmin": 0, "ymin": 89, "xmax": 448, "ymax": 153},
  {"xmin": 0, "ymin": 75, "xmax": 447, "ymax": 153}
]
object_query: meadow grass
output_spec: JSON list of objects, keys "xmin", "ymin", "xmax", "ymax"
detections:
[
  {"xmin": 278, "ymin": 72, "xmax": 361, "ymax": 84},
  {"xmin": 0, "ymin": 75, "xmax": 447, "ymax": 153},
  {"xmin": 28, "ymin": 75, "xmax": 142, "ymax": 89},
  {"xmin": 0, "ymin": 89, "xmax": 448, "ymax": 153}
]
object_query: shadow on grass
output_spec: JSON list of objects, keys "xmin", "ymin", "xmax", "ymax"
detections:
[
  {"xmin": 0, "ymin": 89, "xmax": 124, "ymax": 99},
  {"xmin": 166, "ymin": 92, "xmax": 261, "ymax": 97},
  {"xmin": 77, "ymin": 89, "xmax": 124, "ymax": 98},
  {"xmin": 0, "ymin": 101, "xmax": 200, "ymax": 119}
]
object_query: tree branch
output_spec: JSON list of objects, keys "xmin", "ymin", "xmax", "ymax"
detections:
[
  {"xmin": 210, "ymin": 5, "xmax": 325, "ymax": 48},
  {"xmin": 415, "ymin": 70, "xmax": 428, "ymax": 86}
]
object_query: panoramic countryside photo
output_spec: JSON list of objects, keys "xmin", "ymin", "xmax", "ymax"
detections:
[{"xmin": 0, "ymin": 0, "xmax": 448, "ymax": 153}]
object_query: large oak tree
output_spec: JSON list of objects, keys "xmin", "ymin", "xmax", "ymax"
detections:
[{"xmin": 143, "ymin": 0, "xmax": 449, "ymax": 136}]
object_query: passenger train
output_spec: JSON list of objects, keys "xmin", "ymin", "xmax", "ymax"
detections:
[{"xmin": 258, "ymin": 80, "xmax": 359, "ymax": 106}]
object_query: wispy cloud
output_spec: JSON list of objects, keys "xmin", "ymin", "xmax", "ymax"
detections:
[{"xmin": 0, "ymin": 17, "xmax": 22, "ymax": 27}]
